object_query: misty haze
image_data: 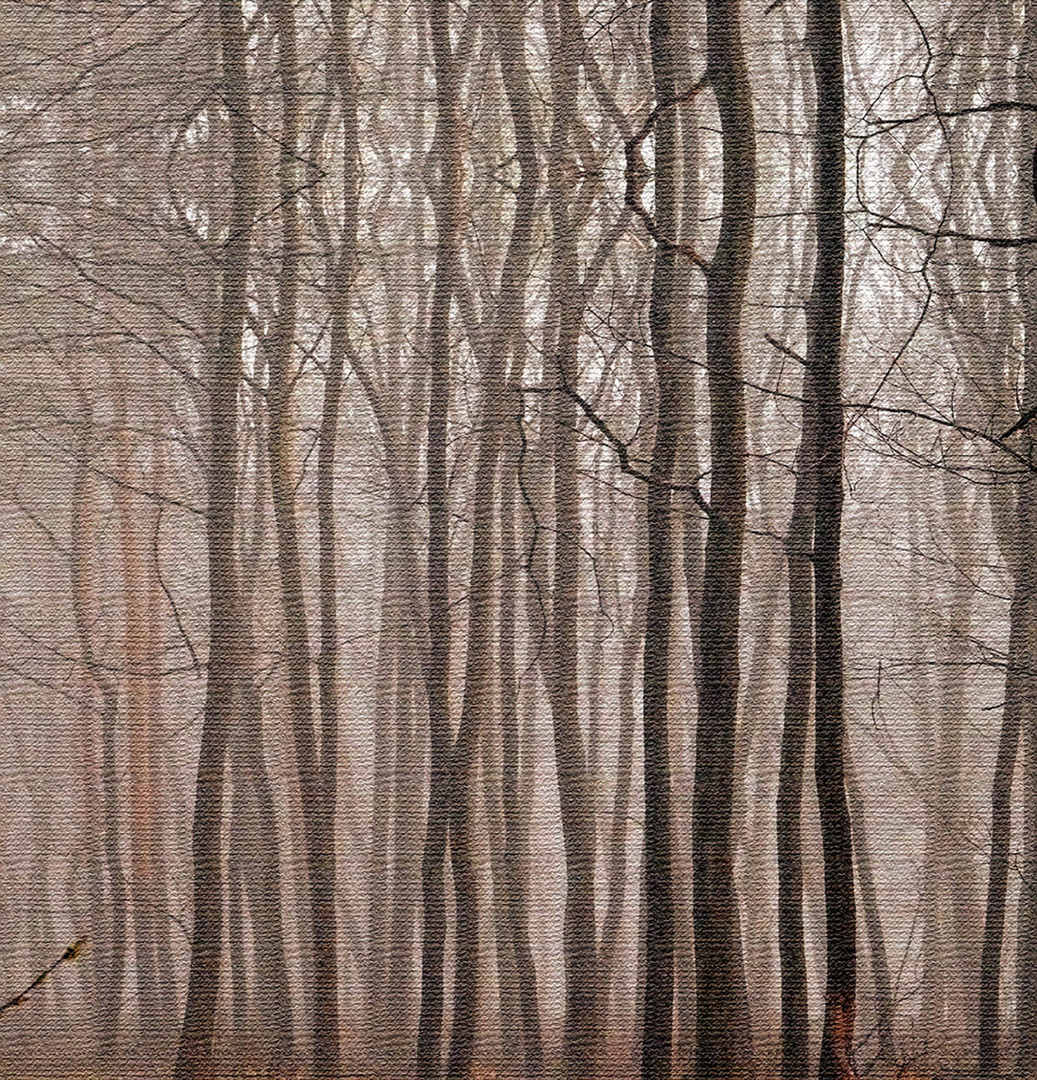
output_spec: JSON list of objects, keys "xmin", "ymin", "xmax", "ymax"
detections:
[{"xmin": 0, "ymin": 2, "xmax": 1030, "ymax": 1079}]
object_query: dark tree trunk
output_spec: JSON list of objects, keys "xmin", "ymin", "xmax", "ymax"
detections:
[
  {"xmin": 174, "ymin": 2, "xmax": 256, "ymax": 1075},
  {"xmin": 236, "ymin": 376, "xmax": 296, "ymax": 1073},
  {"xmin": 1014, "ymin": 13, "xmax": 1037, "ymax": 1073},
  {"xmin": 807, "ymin": 0, "xmax": 855, "ymax": 1075},
  {"xmin": 417, "ymin": 0, "xmax": 464, "ymax": 1070},
  {"xmin": 692, "ymin": 0, "xmax": 756, "ymax": 1074},
  {"xmin": 496, "ymin": 1, "xmax": 543, "ymax": 1068},
  {"xmin": 675, "ymin": 69, "xmax": 703, "ymax": 1072},
  {"xmin": 641, "ymin": 0, "xmax": 684, "ymax": 1070},
  {"xmin": 266, "ymin": 4, "xmax": 340, "ymax": 1072},
  {"xmin": 389, "ymin": 665, "xmax": 424, "ymax": 1070},
  {"xmin": 319, "ymin": 2, "xmax": 357, "ymax": 1067},
  {"xmin": 500, "ymin": 457, "xmax": 544, "ymax": 1079},
  {"xmin": 599, "ymin": 511, "xmax": 646, "ymax": 1045},
  {"xmin": 978, "ymin": 589, "xmax": 1026, "ymax": 1078},
  {"xmin": 501, "ymin": 0, "xmax": 542, "ymax": 1062},
  {"xmin": 545, "ymin": 0, "xmax": 599, "ymax": 1070},
  {"xmin": 981, "ymin": 138, "xmax": 1037, "ymax": 1080},
  {"xmin": 778, "ymin": 373, "xmax": 816, "ymax": 1080},
  {"xmin": 231, "ymin": 678, "xmax": 297, "ymax": 1072}
]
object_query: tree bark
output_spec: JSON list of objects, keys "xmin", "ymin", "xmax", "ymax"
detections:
[
  {"xmin": 544, "ymin": 0, "xmax": 599, "ymax": 1069},
  {"xmin": 232, "ymin": 414, "xmax": 296, "ymax": 1073},
  {"xmin": 70, "ymin": 397, "xmax": 124, "ymax": 1057},
  {"xmin": 115, "ymin": 389, "xmax": 162, "ymax": 1040},
  {"xmin": 316, "ymin": 0, "xmax": 358, "ymax": 1066},
  {"xmin": 417, "ymin": 0, "xmax": 464, "ymax": 1070},
  {"xmin": 778, "ymin": 370, "xmax": 816, "ymax": 1080},
  {"xmin": 807, "ymin": 0, "xmax": 855, "ymax": 1075},
  {"xmin": 1015, "ymin": 9, "xmax": 1037, "ymax": 1073},
  {"xmin": 845, "ymin": 749, "xmax": 895, "ymax": 1064},
  {"xmin": 692, "ymin": 0, "xmax": 756, "ymax": 1074},
  {"xmin": 266, "ymin": 4, "xmax": 339, "ymax": 1072},
  {"xmin": 495, "ymin": 0, "xmax": 543, "ymax": 1070},
  {"xmin": 174, "ymin": 2, "xmax": 256, "ymax": 1074},
  {"xmin": 641, "ymin": 0, "xmax": 685, "ymax": 1069},
  {"xmin": 978, "ymin": 590, "xmax": 1026, "ymax": 1077}
]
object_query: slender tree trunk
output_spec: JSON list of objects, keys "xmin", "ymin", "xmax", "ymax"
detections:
[
  {"xmin": 844, "ymin": 750, "xmax": 895, "ymax": 1063},
  {"xmin": 318, "ymin": 0, "xmax": 358, "ymax": 1066},
  {"xmin": 417, "ymin": 0, "xmax": 464, "ymax": 1069},
  {"xmin": 641, "ymin": 0, "xmax": 685, "ymax": 1069},
  {"xmin": 266, "ymin": 4, "xmax": 341, "ymax": 1071},
  {"xmin": 146, "ymin": 435, "xmax": 175, "ymax": 1029},
  {"xmin": 446, "ymin": 412, "xmax": 498, "ymax": 1079},
  {"xmin": 174, "ymin": 2, "xmax": 256, "ymax": 1074},
  {"xmin": 692, "ymin": 0, "xmax": 756, "ymax": 1073},
  {"xmin": 545, "ymin": 0, "xmax": 599, "ymax": 1068},
  {"xmin": 675, "ymin": 71, "xmax": 703, "ymax": 1072},
  {"xmin": 232, "ymin": 679, "xmax": 297, "ymax": 1071},
  {"xmin": 1015, "ymin": 12, "xmax": 1037, "ymax": 1073},
  {"xmin": 807, "ymin": 0, "xmax": 855, "ymax": 1075},
  {"xmin": 501, "ymin": 442, "xmax": 543, "ymax": 1080},
  {"xmin": 495, "ymin": 0, "xmax": 543, "ymax": 1067},
  {"xmin": 368, "ymin": 542, "xmax": 396, "ymax": 1053},
  {"xmin": 115, "ymin": 394, "xmax": 162, "ymax": 1040},
  {"xmin": 598, "ymin": 514, "xmax": 646, "ymax": 1042},
  {"xmin": 778, "ymin": 372, "xmax": 816, "ymax": 1080},
  {"xmin": 70, "ymin": 396, "xmax": 126, "ymax": 1058},
  {"xmin": 979, "ymin": 592, "xmax": 1026, "ymax": 1077},
  {"xmin": 389, "ymin": 663, "xmax": 424, "ymax": 1069},
  {"xmin": 236, "ymin": 380, "xmax": 297, "ymax": 1073}
]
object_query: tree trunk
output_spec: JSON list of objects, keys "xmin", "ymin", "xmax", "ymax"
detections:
[
  {"xmin": 495, "ymin": 0, "xmax": 543, "ymax": 1067},
  {"xmin": 599, "ymin": 508, "xmax": 646, "ymax": 1054},
  {"xmin": 115, "ymin": 391, "xmax": 162, "ymax": 1040},
  {"xmin": 675, "ymin": 68, "xmax": 704, "ymax": 1072},
  {"xmin": 145, "ymin": 434, "xmax": 175, "ymax": 1030},
  {"xmin": 265, "ymin": 3, "xmax": 339, "ymax": 1072},
  {"xmin": 368, "ymin": 539, "xmax": 396, "ymax": 1057},
  {"xmin": 1015, "ymin": 10, "xmax": 1037, "ymax": 1073},
  {"xmin": 978, "ymin": 588, "xmax": 1026, "ymax": 1077},
  {"xmin": 692, "ymin": 0, "xmax": 756, "ymax": 1073},
  {"xmin": 500, "ymin": 433, "xmax": 543, "ymax": 1080},
  {"xmin": 417, "ymin": 0, "xmax": 464, "ymax": 1070},
  {"xmin": 236, "ymin": 372, "xmax": 297, "ymax": 1073},
  {"xmin": 641, "ymin": 0, "xmax": 685, "ymax": 1069},
  {"xmin": 229, "ymin": 674, "xmax": 298, "ymax": 1073},
  {"xmin": 389, "ymin": 661, "xmax": 424, "ymax": 1070},
  {"xmin": 545, "ymin": 0, "xmax": 599, "ymax": 1069},
  {"xmin": 778, "ymin": 370, "xmax": 816, "ymax": 1080},
  {"xmin": 807, "ymin": 0, "xmax": 855, "ymax": 1075},
  {"xmin": 70, "ymin": 396, "xmax": 126, "ymax": 1059},
  {"xmin": 174, "ymin": 2, "xmax": 256, "ymax": 1074},
  {"xmin": 844, "ymin": 749, "xmax": 895, "ymax": 1064},
  {"xmin": 318, "ymin": 0, "xmax": 358, "ymax": 1066}
]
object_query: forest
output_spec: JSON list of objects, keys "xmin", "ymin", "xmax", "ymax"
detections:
[{"xmin": 0, "ymin": 0, "xmax": 1034, "ymax": 1078}]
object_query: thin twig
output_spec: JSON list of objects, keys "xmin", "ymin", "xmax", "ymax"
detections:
[{"xmin": 0, "ymin": 940, "xmax": 87, "ymax": 1020}]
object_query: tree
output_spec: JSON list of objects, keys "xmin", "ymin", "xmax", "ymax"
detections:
[
  {"xmin": 416, "ymin": 0, "xmax": 465, "ymax": 1070},
  {"xmin": 807, "ymin": 0, "xmax": 857, "ymax": 1077},
  {"xmin": 174, "ymin": 2, "xmax": 257, "ymax": 1075},
  {"xmin": 692, "ymin": 0, "xmax": 757, "ymax": 1074},
  {"xmin": 640, "ymin": 0, "xmax": 687, "ymax": 1070}
]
